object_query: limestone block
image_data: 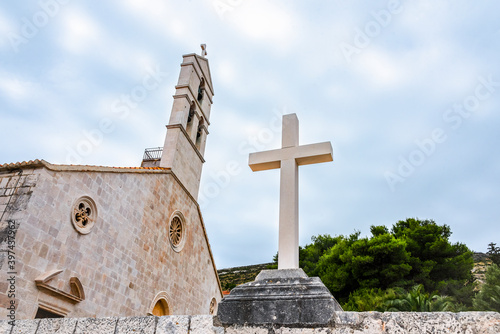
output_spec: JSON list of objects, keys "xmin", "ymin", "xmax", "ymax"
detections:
[
  {"xmin": 74, "ymin": 317, "xmax": 118, "ymax": 334},
  {"xmin": 458, "ymin": 312, "xmax": 500, "ymax": 333},
  {"xmin": 225, "ymin": 327, "xmax": 268, "ymax": 334},
  {"xmin": 36, "ymin": 318, "xmax": 78, "ymax": 334},
  {"xmin": 156, "ymin": 316, "xmax": 190, "ymax": 334},
  {"xmin": 116, "ymin": 316, "xmax": 156, "ymax": 334},
  {"xmin": 190, "ymin": 315, "xmax": 223, "ymax": 334},
  {"xmin": 382, "ymin": 312, "xmax": 456, "ymax": 333},
  {"xmin": 275, "ymin": 328, "xmax": 316, "ymax": 334},
  {"xmin": 0, "ymin": 321, "xmax": 13, "ymax": 334},
  {"xmin": 23, "ymin": 175, "xmax": 38, "ymax": 187},
  {"xmin": 10, "ymin": 319, "xmax": 39, "ymax": 334},
  {"xmin": 0, "ymin": 176, "xmax": 10, "ymax": 188}
]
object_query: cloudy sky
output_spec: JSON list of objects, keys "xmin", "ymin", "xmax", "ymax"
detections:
[{"xmin": 1, "ymin": 1, "xmax": 499, "ymax": 269}]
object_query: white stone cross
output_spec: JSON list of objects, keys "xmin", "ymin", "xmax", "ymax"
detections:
[{"xmin": 248, "ymin": 114, "xmax": 333, "ymax": 270}]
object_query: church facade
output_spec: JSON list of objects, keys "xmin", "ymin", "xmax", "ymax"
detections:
[{"xmin": 0, "ymin": 52, "xmax": 222, "ymax": 319}]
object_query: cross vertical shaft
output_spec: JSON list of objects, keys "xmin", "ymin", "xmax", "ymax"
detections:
[
  {"xmin": 279, "ymin": 158, "xmax": 299, "ymax": 269},
  {"xmin": 279, "ymin": 114, "xmax": 300, "ymax": 268},
  {"xmin": 248, "ymin": 113, "xmax": 333, "ymax": 270}
]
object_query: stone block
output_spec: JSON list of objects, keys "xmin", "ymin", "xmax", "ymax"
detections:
[
  {"xmin": 10, "ymin": 319, "xmax": 39, "ymax": 334},
  {"xmin": 36, "ymin": 318, "xmax": 78, "ymax": 334},
  {"xmin": 74, "ymin": 317, "xmax": 118, "ymax": 334},
  {"xmin": 116, "ymin": 316, "xmax": 156, "ymax": 334},
  {"xmin": 23, "ymin": 175, "xmax": 38, "ymax": 187},
  {"xmin": 383, "ymin": 312, "xmax": 457, "ymax": 333},
  {"xmin": 190, "ymin": 315, "xmax": 223, "ymax": 334},
  {"xmin": 458, "ymin": 312, "xmax": 500, "ymax": 333},
  {"xmin": 0, "ymin": 177, "xmax": 10, "ymax": 189},
  {"xmin": 332, "ymin": 312, "xmax": 383, "ymax": 332},
  {"xmin": 156, "ymin": 316, "xmax": 190, "ymax": 334},
  {"xmin": 0, "ymin": 320, "xmax": 13, "ymax": 334},
  {"xmin": 275, "ymin": 329, "xmax": 332, "ymax": 334}
]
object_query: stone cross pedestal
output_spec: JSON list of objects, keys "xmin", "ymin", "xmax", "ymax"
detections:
[
  {"xmin": 217, "ymin": 114, "xmax": 342, "ymax": 326},
  {"xmin": 248, "ymin": 114, "xmax": 333, "ymax": 269}
]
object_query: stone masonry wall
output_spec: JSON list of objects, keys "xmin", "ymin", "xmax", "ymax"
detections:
[
  {"xmin": 0, "ymin": 313, "xmax": 499, "ymax": 334},
  {"xmin": 0, "ymin": 169, "xmax": 38, "ymax": 311},
  {"xmin": 0, "ymin": 166, "xmax": 221, "ymax": 319}
]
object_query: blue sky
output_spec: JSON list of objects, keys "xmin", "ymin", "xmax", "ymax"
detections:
[{"xmin": 1, "ymin": 1, "xmax": 499, "ymax": 269}]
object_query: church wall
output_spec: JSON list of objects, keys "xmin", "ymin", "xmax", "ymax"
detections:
[{"xmin": 0, "ymin": 166, "xmax": 221, "ymax": 320}]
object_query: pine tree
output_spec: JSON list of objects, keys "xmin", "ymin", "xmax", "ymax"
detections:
[{"xmin": 487, "ymin": 242, "xmax": 500, "ymax": 265}]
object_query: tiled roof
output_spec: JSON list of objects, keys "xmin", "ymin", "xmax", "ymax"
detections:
[
  {"xmin": 0, "ymin": 159, "xmax": 45, "ymax": 168},
  {"xmin": 0, "ymin": 159, "xmax": 170, "ymax": 173}
]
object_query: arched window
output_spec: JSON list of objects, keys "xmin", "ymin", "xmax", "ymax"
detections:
[
  {"xmin": 197, "ymin": 78, "xmax": 205, "ymax": 102},
  {"xmin": 209, "ymin": 298, "xmax": 217, "ymax": 315},
  {"xmin": 152, "ymin": 299, "xmax": 170, "ymax": 316},
  {"xmin": 196, "ymin": 118, "xmax": 204, "ymax": 150},
  {"xmin": 149, "ymin": 292, "xmax": 172, "ymax": 316},
  {"xmin": 186, "ymin": 101, "xmax": 195, "ymax": 133}
]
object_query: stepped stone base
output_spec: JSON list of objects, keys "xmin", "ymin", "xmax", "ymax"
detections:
[{"xmin": 217, "ymin": 268, "xmax": 343, "ymax": 326}]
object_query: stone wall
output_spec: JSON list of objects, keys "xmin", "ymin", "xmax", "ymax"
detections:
[
  {"xmin": 0, "ymin": 168, "xmax": 38, "ymax": 221},
  {"xmin": 1, "ymin": 313, "xmax": 499, "ymax": 333},
  {"xmin": 0, "ymin": 163, "xmax": 221, "ymax": 319},
  {"xmin": 0, "ymin": 168, "xmax": 39, "ymax": 313}
]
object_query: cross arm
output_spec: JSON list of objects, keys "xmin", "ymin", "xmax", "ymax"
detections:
[
  {"xmin": 295, "ymin": 142, "xmax": 333, "ymax": 166},
  {"xmin": 249, "ymin": 142, "xmax": 333, "ymax": 172}
]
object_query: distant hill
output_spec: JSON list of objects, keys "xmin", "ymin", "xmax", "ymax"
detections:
[
  {"xmin": 472, "ymin": 252, "xmax": 493, "ymax": 290},
  {"xmin": 218, "ymin": 263, "xmax": 275, "ymax": 291}
]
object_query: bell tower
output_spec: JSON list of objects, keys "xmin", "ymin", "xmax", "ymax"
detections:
[{"xmin": 159, "ymin": 48, "xmax": 214, "ymax": 199}]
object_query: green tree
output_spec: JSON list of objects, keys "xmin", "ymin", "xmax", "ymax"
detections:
[
  {"xmin": 473, "ymin": 264, "xmax": 500, "ymax": 312},
  {"xmin": 390, "ymin": 218, "xmax": 474, "ymax": 302},
  {"xmin": 299, "ymin": 234, "xmax": 341, "ymax": 276},
  {"xmin": 297, "ymin": 218, "xmax": 474, "ymax": 306},
  {"xmin": 487, "ymin": 242, "xmax": 500, "ymax": 265},
  {"xmin": 315, "ymin": 228, "xmax": 411, "ymax": 301},
  {"xmin": 391, "ymin": 219, "xmax": 471, "ymax": 287}
]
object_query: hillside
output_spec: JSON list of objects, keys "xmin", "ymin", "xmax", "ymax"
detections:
[
  {"xmin": 472, "ymin": 252, "xmax": 493, "ymax": 290},
  {"xmin": 217, "ymin": 263, "xmax": 275, "ymax": 291}
]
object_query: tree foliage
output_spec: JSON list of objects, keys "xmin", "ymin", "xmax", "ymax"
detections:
[
  {"xmin": 298, "ymin": 218, "xmax": 474, "ymax": 307},
  {"xmin": 342, "ymin": 288, "xmax": 396, "ymax": 311},
  {"xmin": 487, "ymin": 242, "xmax": 500, "ymax": 265},
  {"xmin": 473, "ymin": 264, "xmax": 500, "ymax": 312}
]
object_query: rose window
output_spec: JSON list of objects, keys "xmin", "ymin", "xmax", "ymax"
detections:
[
  {"xmin": 168, "ymin": 212, "xmax": 186, "ymax": 252},
  {"xmin": 71, "ymin": 196, "xmax": 97, "ymax": 234},
  {"xmin": 169, "ymin": 217, "xmax": 183, "ymax": 247}
]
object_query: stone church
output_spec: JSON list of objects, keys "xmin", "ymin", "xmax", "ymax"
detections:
[{"xmin": 0, "ymin": 51, "xmax": 222, "ymax": 319}]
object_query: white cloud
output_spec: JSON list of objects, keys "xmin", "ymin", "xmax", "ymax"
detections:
[
  {"xmin": 227, "ymin": 1, "xmax": 296, "ymax": 52},
  {"xmin": 0, "ymin": 74, "xmax": 35, "ymax": 100},
  {"xmin": 0, "ymin": 9, "xmax": 16, "ymax": 50},
  {"xmin": 120, "ymin": 0, "xmax": 193, "ymax": 46},
  {"xmin": 60, "ymin": 9, "xmax": 101, "ymax": 54},
  {"xmin": 215, "ymin": 59, "xmax": 237, "ymax": 87}
]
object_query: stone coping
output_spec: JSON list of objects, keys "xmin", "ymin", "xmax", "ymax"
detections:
[
  {"xmin": 1, "ymin": 312, "xmax": 499, "ymax": 333},
  {"xmin": 0, "ymin": 160, "xmax": 171, "ymax": 173}
]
